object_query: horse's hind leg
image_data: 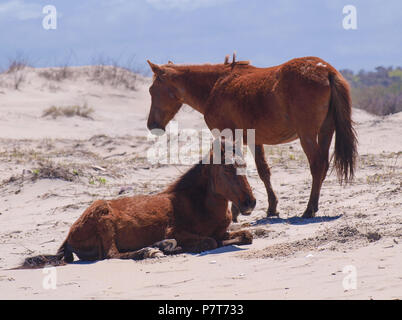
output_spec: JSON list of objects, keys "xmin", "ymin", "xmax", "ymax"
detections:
[
  {"xmin": 317, "ymin": 115, "xmax": 335, "ymax": 187},
  {"xmin": 254, "ymin": 144, "xmax": 279, "ymax": 217},
  {"xmin": 113, "ymin": 247, "xmax": 164, "ymax": 260},
  {"xmin": 107, "ymin": 240, "xmax": 182, "ymax": 260},
  {"xmin": 152, "ymin": 239, "xmax": 183, "ymax": 255},
  {"xmin": 299, "ymin": 129, "xmax": 333, "ymax": 218}
]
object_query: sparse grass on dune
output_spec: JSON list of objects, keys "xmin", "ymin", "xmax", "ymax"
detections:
[
  {"xmin": 89, "ymin": 55, "xmax": 139, "ymax": 90},
  {"xmin": 42, "ymin": 104, "xmax": 94, "ymax": 119},
  {"xmin": 90, "ymin": 64, "xmax": 138, "ymax": 90},
  {"xmin": 31, "ymin": 161, "xmax": 77, "ymax": 182},
  {"xmin": 39, "ymin": 67, "xmax": 72, "ymax": 82},
  {"xmin": 1, "ymin": 54, "xmax": 31, "ymax": 90}
]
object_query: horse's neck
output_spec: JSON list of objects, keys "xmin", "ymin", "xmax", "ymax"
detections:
[
  {"xmin": 194, "ymin": 165, "xmax": 229, "ymax": 218},
  {"xmin": 175, "ymin": 65, "xmax": 227, "ymax": 114},
  {"xmin": 204, "ymin": 186, "xmax": 228, "ymax": 218},
  {"xmin": 168, "ymin": 164, "xmax": 228, "ymax": 218}
]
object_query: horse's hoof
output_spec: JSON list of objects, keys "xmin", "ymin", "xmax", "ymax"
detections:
[
  {"xmin": 170, "ymin": 246, "xmax": 183, "ymax": 254},
  {"xmin": 143, "ymin": 248, "xmax": 164, "ymax": 259},
  {"xmin": 301, "ymin": 209, "xmax": 316, "ymax": 219},
  {"xmin": 153, "ymin": 239, "xmax": 177, "ymax": 253},
  {"xmin": 235, "ymin": 231, "xmax": 253, "ymax": 245},
  {"xmin": 267, "ymin": 210, "xmax": 279, "ymax": 218}
]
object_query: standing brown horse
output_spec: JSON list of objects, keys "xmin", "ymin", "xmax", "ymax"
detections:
[
  {"xmin": 19, "ymin": 140, "xmax": 255, "ymax": 269},
  {"xmin": 146, "ymin": 55, "xmax": 357, "ymax": 219}
]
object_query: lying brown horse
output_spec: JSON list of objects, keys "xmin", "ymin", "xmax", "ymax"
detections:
[
  {"xmin": 19, "ymin": 141, "xmax": 255, "ymax": 268},
  {"xmin": 146, "ymin": 55, "xmax": 357, "ymax": 219}
]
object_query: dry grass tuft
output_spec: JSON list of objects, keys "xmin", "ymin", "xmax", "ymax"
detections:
[
  {"xmin": 3, "ymin": 55, "xmax": 30, "ymax": 90},
  {"xmin": 42, "ymin": 104, "xmax": 94, "ymax": 119},
  {"xmin": 31, "ymin": 162, "xmax": 77, "ymax": 182}
]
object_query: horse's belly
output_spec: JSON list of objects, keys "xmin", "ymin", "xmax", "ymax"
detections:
[
  {"xmin": 115, "ymin": 222, "xmax": 167, "ymax": 252},
  {"xmin": 110, "ymin": 195, "xmax": 173, "ymax": 252},
  {"xmin": 250, "ymin": 113, "xmax": 298, "ymax": 145},
  {"xmin": 255, "ymin": 128, "xmax": 298, "ymax": 145}
]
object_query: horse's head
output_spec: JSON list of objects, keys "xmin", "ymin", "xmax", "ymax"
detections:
[
  {"xmin": 208, "ymin": 140, "xmax": 256, "ymax": 216},
  {"xmin": 147, "ymin": 60, "xmax": 183, "ymax": 134}
]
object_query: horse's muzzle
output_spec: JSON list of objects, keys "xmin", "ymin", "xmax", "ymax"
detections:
[
  {"xmin": 147, "ymin": 122, "xmax": 165, "ymax": 136},
  {"xmin": 239, "ymin": 197, "xmax": 256, "ymax": 215}
]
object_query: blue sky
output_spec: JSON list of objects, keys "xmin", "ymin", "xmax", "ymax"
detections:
[{"xmin": 0, "ymin": 0, "xmax": 401, "ymax": 73}]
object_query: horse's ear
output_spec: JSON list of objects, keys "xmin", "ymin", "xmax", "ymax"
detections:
[
  {"xmin": 147, "ymin": 60, "xmax": 178, "ymax": 81},
  {"xmin": 147, "ymin": 60, "xmax": 164, "ymax": 76},
  {"xmin": 168, "ymin": 60, "xmax": 174, "ymax": 65}
]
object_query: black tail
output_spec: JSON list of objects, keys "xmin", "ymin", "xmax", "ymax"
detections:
[
  {"xmin": 329, "ymin": 72, "xmax": 358, "ymax": 183},
  {"xmin": 16, "ymin": 240, "xmax": 73, "ymax": 269}
]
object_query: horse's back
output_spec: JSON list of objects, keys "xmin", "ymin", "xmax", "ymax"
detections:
[
  {"xmin": 276, "ymin": 57, "xmax": 338, "ymax": 135},
  {"xmin": 217, "ymin": 56, "xmax": 334, "ymax": 98},
  {"xmin": 67, "ymin": 194, "xmax": 173, "ymax": 254},
  {"xmin": 205, "ymin": 57, "xmax": 338, "ymax": 144},
  {"xmin": 278, "ymin": 56, "xmax": 337, "ymax": 85},
  {"xmin": 206, "ymin": 64, "xmax": 292, "ymax": 144}
]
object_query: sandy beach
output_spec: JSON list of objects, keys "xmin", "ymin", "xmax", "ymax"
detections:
[{"xmin": 0, "ymin": 66, "xmax": 401, "ymax": 299}]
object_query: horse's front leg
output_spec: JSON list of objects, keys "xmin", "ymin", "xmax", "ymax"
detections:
[
  {"xmin": 231, "ymin": 144, "xmax": 278, "ymax": 221},
  {"xmin": 220, "ymin": 230, "xmax": 253, "ymax": 247},
  {"xmin": 254, "ymin": 144, "xmax": 279, "ymax": 217},
  {"xmin": 173, "ymin": 230, "xmax": 218, "ymax": 253}
]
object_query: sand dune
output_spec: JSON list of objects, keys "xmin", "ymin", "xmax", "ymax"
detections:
[{"xmin": 0, "ymin": 66, "xmax": 401, "ymax": 299}]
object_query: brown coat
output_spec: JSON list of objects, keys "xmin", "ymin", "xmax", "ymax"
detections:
[
  {"xmin": 20, "ymin": 143, "xmax": 255, "ymax": 268},
  {"xmin": 147, "ymin": 56, "xmax": 357, "ymax": 219}
]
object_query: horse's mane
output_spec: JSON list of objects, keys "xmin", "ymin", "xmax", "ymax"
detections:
[
  {"xmin": 224, "ymin": 52, "xmax": 250, "ymax": 68},
  {"xmin": 166, "ymin": 161, "xmax": 207, "ymax": 192},
  {"xmin": 160, "ymin": 53, "xmax": 250, "ymax": 71}
]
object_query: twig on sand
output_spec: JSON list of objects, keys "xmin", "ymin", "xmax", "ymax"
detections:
[{"xmin": 103, "ymin": 152, "xmax": 127, "ymax": 160}]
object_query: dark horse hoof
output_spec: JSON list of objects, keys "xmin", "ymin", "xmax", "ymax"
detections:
[
  {"xmin": 153, "ymin": 239, "xmax": 182, "ymax": 254},
  {"xmin": 301, "ymin": 208, "xmax": 317, "ymax": 219},
  {"xmin": 139, "ymin": 247, "xmax": 164, "ymax": 259},
  {"xmin": 267, "ymin": 209, "xmax": 279, "ymax": 218}
]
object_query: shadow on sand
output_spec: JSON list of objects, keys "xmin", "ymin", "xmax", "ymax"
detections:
[
  {"xmin": 71, "ymin": 260, "xmax": 96, "ymax": 266},
  {"xmin": 252, "ymin": 214, "xmax": 342, "ymax": 226},
  {"xmin": 196, "ymin": 245, "xmax": 247, "ymax": 257},
  {"xmin": 68, "ymin": 245, "xmax": 248, "ymax": 263}
]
